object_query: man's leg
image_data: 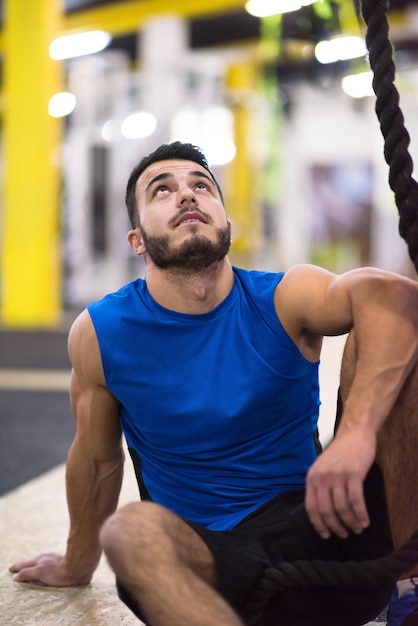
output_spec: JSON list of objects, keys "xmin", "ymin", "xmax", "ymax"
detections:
[
  {"xmin": 99, "ymin": 501, "xmax": 244, "ymax": 626},
  {"xmin": 339, "ymin": 331, "xmax": 418, "ymax": 553}
]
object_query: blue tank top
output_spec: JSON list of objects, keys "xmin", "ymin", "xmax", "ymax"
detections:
[{"xmin": 87, "ymin": 267, "xmax": 320, "ymax": 530}]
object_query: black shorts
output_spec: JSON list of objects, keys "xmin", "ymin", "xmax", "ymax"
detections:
[
  {"xmin": 117, "ymin": 462, "xmax": 394, "ymax": 626},
  {"xmin": 187, "ymin": 462, "xmax": 394, "ymax": 626}
]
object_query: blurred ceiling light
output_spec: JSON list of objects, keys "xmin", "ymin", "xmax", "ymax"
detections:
[
  {"xmin": 315, "ymin": 36, "xmax": 367, "ymax": 64},
  {"xmin": 121, "ymin": 111, "xmax": 157, "ymax": 139},
  {"xmin": 101, "ymin": 119, "xmax": 119, "ymax": 142},
  {"xmin": 245, "ymin": 0, "xmax": 315, "ymax": 17},
  {"xmin": 49, "ymin": 30, "xmax": 111, "ymax": 60},
  {"xmin": 203, "ymin": 105, "xmax": 234, "ymax": 134},
  {"xmin": 204, "ymin": 137, "xmax": 237, "ymax": 166},
  {"xmin": 341, "ymin": 72, "xmax": 374, "ymax": 98},
  {"xmin": 48, "ymin": 91, "xmax": 76, "ymax": 117},
  {"xmin": 202, "ymin": 106, "xmax": 236, "ymax": 165},
  {"xmin": 171, "ymin": 105, "xmax": 236, "ymax": 166}
]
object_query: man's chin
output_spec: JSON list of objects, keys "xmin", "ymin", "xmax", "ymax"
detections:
[{"xmin": 141, "ymin": 225, "xmax": 231, "ymax": 271}]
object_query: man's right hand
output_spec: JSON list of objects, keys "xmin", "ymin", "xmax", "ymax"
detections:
[{"xmin": 9, "ymin": 553, "xmax": 91, "ymax": 587}]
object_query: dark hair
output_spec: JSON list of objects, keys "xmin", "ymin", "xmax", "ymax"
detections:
[{"xmin": 125, "ymin": 141, "xmax": 224, "ymax": 228}]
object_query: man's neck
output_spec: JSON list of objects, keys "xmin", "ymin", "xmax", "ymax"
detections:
[{"xmin": 144, "ymin": 258, "xmax": 234, "ymax": 314}]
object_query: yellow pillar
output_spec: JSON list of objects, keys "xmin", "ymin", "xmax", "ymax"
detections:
[
  {"xmin": 226, "ymin": 60, "xmax": 261, "ymax": 267},
  {"xmin": 1, "ymin": 0, "xmax": 63, "ymax": 327}
]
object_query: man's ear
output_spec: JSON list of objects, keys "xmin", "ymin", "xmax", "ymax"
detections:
[
  {"xmin": 227, "ymin": 218, "xmax": 232, "ymax": 241},
  {"xmin": 127, "ymin": 228, "xmax": 146, "ymax": 256}
]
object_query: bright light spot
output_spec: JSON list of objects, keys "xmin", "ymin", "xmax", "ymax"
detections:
[
  {"xmin": 48, "ymin": 92, "xmax": 76, "ymax": 117},
  {"xmin": 171, "ymin": 107, "xmax": 200, "ymax": 139},
  {"xmin": 204, "ymin": 138, "xmax": 237, "ymax": 166},
  {"xmin": 245, "ymin": 0, "xmax": 314, "ymax": 17},
  {"xmin": 341, "ymin": 72, "xmax": 374, "ymax": 98},
  {"xmin": 315, "ymin": 36, "xmax": 367, "ymax": 64},
  {"xmin": 202, "ymin": 105, "xmax": 234, "ymax": 134},
  {"xmin": 121, "ymin": 111, "xmax": 157, "ymax": 139},
  {"xmin": 101, "ymin": 119, "xmax": 120, "ymax": 142},
  {"xmin": 49, "ymin": 30, "xmax": 111, "ymax": 60},
  {"xmin": 171, "ymin": 105, "xmax": 236, "ymax": 166}
]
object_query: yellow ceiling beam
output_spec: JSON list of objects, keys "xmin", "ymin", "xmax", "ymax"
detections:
[
  {"xmin": 60, "ymin": 2, "xmax": 411, "ymax": 39},
  {"xmin": 0, "ymin": 3, "xmax": 410, "ymax": 53},
  {"xmin": 62, "ymin": 0, "xmax": 246, "ymax": 37},
  {"xmin": 0, "ymin": 1, "xmax": 245, "ymax": 54}
]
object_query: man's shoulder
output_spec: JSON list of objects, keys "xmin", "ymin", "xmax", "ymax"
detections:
[
  {"xmin": 68, "ymin": 309, "xmax": 101, "ymax": 371},
  {"xmin": 232, "ymin": 266, "xmax": 285, "ymax": 291}
]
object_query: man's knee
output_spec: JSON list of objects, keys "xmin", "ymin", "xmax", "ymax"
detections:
[
  {"xmin": 100, "ymin": 501, "xmax": 217, "ymax": 585},
  {"xmin": 100, "ymin": 501, "xmax": 173, "ymax": 560}
]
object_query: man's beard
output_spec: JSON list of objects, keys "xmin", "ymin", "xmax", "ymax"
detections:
[{"xmin": 138, "ymin": 223, "xmax": 231, "ymax": 272}]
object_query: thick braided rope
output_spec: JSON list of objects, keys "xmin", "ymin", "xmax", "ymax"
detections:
[
  {"xmin": 360, "ymin": 0, "xmax": 418, "ymax": 272},
  {"xmin": 242, "ymin": 528, "xmax": 418, "ymax": 625}
]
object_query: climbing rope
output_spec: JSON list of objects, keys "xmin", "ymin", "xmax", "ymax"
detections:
[
  {"xmin": 360, "ymin": 0, "xmax": 418, "ymax": 272},
  {"xmin": 242, "ymin": 4, "xmax": 418, "ymax": 623},
  {"xmin": 242, "ymin": 528, "xmax": 418, "ymax": 625}
]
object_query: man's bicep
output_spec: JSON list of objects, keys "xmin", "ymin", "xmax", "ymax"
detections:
[
  {"xmin": 276, "ymin": 264, "xmax": 354, "ymax": 339},
  {"xmin": 68, "ymin": 310, "xmax": 123, "ymax": 461},
  {"xmin": 298, "ymin": 266, "xmax": 414, "ymax": 337},
  {"xmin": 70, "ymin": 368, "xmax": 122, "ymax": 462}
]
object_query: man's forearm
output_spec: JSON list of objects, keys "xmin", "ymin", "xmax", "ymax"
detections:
[
  {"xmin": 342, "ymin": 275, "xmax": 418, "ymax": 434},
  {"xmin": 64, "ymin": 443, "xmax": 124, "ymax": 583}
]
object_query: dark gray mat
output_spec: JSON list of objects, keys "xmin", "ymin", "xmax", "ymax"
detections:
[
  {"xmin": 0, "ymin": 330, "xmax": 71, "ymax": 369},
  {"xmin": 0, "ymin": 389, "xmax": 75, "ymax": 495},
  {"xmin": 0, "ymin": 330, "xmax": 75, "ymax": 495}
]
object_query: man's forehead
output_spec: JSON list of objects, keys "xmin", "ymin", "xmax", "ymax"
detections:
[{"xmin": 138, "ymin": 160, "xmax": 211, "ymax": 188}]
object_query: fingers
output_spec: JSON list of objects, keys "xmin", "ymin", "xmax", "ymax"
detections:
[
  {"xmin": 10, "ymin": 557, "xmax": 46, "ymax": 583},
  {"xmin": 306, "ymin": 481, "xmax": 348, "ymax": 539},
  {"xmin": 346, "ymin": 477, "xmax": 370, "ymax": 532},
  {"xmin": 306, "ymin": 474, "xmax": 370, "ymax": 540},
  {"xmin": 9, "ymin": 553, "xmax": 64, "ymax": 585},
  {"xmin": 11, "ymin": 565, "xmax": 45, "ymax": 583},
  {"xmin": 10, "ymin": 553, "xmax": 92, "ymax": 587},
  {"xmin": 9, "ymin": 557, "xmax": 41, "ymax": 573}
]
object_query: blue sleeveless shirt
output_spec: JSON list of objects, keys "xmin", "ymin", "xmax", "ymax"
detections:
[{"xmin": 87, "ymin": 267, "xmax": 320, "ymax": 530}]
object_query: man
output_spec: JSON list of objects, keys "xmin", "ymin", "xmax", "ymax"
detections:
[{"xmin": 10, "ymin": 142, "xmax": 418, "ymax": 626}]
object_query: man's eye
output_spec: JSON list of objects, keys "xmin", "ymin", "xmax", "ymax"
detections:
[
  {"xmin": 196, "ymin": 183, "xmax": 209, "ymax": 190},
  {"xmin": 155, "ymin": 186, "xmax": 169, "ymax": 194}
]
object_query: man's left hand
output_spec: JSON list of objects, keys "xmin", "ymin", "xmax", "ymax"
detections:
[{"xmin": 305, "ymin": 427, "xmax": 377, "ymax": 539}]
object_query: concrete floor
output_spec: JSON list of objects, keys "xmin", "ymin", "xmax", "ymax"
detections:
[
  {"xmin": 0, "ymin": 456, "xmax": 141, "ymax": 626},
  {"xmin": 0, "ymin": 334, "xmax": 347, "ymax": 626}
]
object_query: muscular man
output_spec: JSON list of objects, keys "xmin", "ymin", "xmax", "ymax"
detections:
[{"xmin": 11, "ymin": 142, "xmax": 418, "ymax": 626}]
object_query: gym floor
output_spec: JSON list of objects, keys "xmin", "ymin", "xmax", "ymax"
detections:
[{"xmin": 0, "ymin": 326, "xmax": 345, "ymax": 626}]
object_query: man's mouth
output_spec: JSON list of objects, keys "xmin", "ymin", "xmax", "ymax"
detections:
[{"xmin": 174, "ymin": 211, "xmax": 208, "ymax": 227}]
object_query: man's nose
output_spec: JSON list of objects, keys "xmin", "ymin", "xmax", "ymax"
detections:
[{"xmin": 178, "ymin": 186, "xmax": 196, "ymax": 205}]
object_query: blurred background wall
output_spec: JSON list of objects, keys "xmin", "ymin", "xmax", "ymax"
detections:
[{"xmin": 0, "ymin": 0, "xmax": 417, "ymax": 327}]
